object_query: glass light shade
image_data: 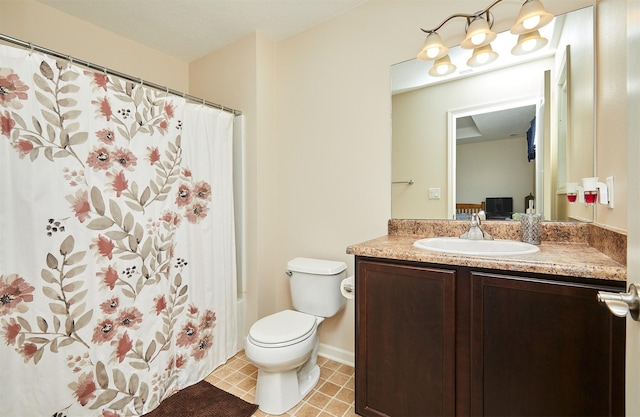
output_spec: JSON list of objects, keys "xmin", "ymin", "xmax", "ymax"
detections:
[
  {"xmin": 511, "ymin": 30, "xmax": 548, "ymax": 55},
  {"xmin": 461, "ymin": 17, "xmax": 497, "ymax": 49},
  {"xmin": 467, "ymin": 44, "xmax": 498, "ymax": 67},
  {"xmin": 417, "ymin": 32, "xmax": 448, "ymax": 61},
  {"xmin": 428, "ymin": 55, "xmax": 456, "ymax": 77},
  {"xmin": 511, "ymin": 0, "xmax": 554, "ymax": 35}
]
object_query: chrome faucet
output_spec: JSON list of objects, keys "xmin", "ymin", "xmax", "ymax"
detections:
[{"xmin": 460, "ymin": 212, "xmax": 493, "ymax": 240}]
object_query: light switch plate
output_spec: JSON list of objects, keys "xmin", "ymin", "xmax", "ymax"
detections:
[
  {"xmin": 428, "ymin": 188, "xmax": 441, "ymax": 199},
  {"xmin": 606, "ymin": 176, "xmax": 614, "ymax": 208}
]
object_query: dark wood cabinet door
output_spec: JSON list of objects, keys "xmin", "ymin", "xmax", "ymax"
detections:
[
  {"xmin": 355, "ymin": 259, "xmax": 456, "ymax": 417},
  {"xmin": 470, "ymin": 272, "xmax": 625, "ymax": 417}
]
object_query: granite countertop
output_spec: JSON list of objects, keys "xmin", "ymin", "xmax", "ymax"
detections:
[{"xmin": 346, "ymin": 220, "xmax": 627, "ymax": 281}]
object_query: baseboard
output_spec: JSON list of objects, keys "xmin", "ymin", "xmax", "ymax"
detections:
[{"xmin": 318, "ymin": 343, "xmax": 355, "ymax": 368}]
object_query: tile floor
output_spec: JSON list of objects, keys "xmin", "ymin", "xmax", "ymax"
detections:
[{"xmin": 205, "ymin": 351, "xmax": 356, "ymax": 417}]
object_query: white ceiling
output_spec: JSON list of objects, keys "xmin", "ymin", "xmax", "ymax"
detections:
[
  {"xmin": 457, "ymin": 105, "xmax": 537, "ymax": 145},
  {"xmin": 35, "ymin": 0, "xmax": 368, "ymax": 62}
]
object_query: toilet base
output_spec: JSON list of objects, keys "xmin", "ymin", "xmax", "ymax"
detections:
[{"xmin": 255, "ymin": 363, "xmax": 321, "ymax": 415}]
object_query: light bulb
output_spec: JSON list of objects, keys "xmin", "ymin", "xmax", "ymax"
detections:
[
  {"xmin": 471, "ymin": 33, "xmax": 486, "ymax": 46},
  {"xmin": 476, "ymin": 52, "xmax": 490, "ymax": 65},
  {"xmin": 523, "ymin": 15, "xmax": 541, "ymax": 30},
  {"xmin": 436, "ymin": 65, "xmax": 449, "ymax": 75},
  {"xmin": 427, "ymin": 47, "xmax": 440, "ymax": 59}
]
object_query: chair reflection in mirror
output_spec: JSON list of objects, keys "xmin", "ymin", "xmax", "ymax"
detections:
[{"xmin": 455, "ymin": 202, "xmax": 486, "ymax": 220}]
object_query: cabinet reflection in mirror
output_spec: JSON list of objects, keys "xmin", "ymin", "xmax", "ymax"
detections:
[{"xmin": 391, "ymin": 6, "xmax": 594, "ymax": 222}]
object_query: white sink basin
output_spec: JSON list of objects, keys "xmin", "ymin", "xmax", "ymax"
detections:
[{"xmin": 414, "ymin": 237, "xmax": 540, "ymax": 257}]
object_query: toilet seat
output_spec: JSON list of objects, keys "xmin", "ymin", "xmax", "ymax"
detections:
[{"xmin": 248, "ymin": 310, "xmax": 317, "ymax": 348}]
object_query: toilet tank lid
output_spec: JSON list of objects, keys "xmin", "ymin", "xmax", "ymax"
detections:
[{"xmin": 287, "ymin": 257, "xmax": 347, "ymax": 275}]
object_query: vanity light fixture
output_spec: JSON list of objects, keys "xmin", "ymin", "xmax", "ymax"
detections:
[
  {"xmin": 460, "ymin": 17, "xmax": 497, "ymax": 50},
  {"xmin": 467, "ymin": 44, "xmax": 499, "ymax": 67},
  {"xmin": 428, "ymin": 55, "xmax": 457, "ymax": 77},
  {"xmin": 511, "ymin": 0, "xmax": 554, "ymax": 35},
  {"xmin": 417, "ymin": 32, "xmax": 448, "ymax": 61},
  {"xmin": 511, "ymin": 30, "xmax": 548, "ymax": 55},
  {"xmin": 417, "ymin": 0, "xmax": 554, "ymax": 76}
]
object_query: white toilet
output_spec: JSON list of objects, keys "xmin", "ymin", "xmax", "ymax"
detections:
[{"xmin": 245, "ymin": 257, "xmax": 348, "ymax": 415}]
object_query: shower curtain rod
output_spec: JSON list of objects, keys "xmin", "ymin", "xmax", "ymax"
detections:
[{"xmin": 0, "ymin": 33, "xmax": 243, "ymax": 116}]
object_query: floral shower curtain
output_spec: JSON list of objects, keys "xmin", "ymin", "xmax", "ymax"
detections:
[{"xmin": 0, "ymin": 44, "xmax": 238, "ymax": 416}]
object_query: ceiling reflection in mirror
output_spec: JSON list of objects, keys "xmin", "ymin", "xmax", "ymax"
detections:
[{"xmin": 391, "ymin": 6, "xmax": 594, "ymax": 222}]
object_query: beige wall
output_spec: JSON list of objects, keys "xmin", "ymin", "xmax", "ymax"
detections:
[
  {"xmin": 189, "ymin": 33, "xmax": 280, "ymax": 336},
  {"xmin": 457, "ymin": 138, "xmax": 535, "ymax": 215},
  {"xmin": 557, "ymin": 7, "xmax": 597, "ymax": 223},
  {"xmin": 1, "ymin": 0, "xmax": 628, "ymax": 363},
  {"xmin": 595, "ymin": 0, "xmax": 628, "ymax": 231},
  {"xmin": 0, "ymin": 0, "xmax": 189, "ymax": 91}
]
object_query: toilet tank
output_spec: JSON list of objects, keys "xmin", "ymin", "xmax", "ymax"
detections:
[{"xmin": 287, "ymin": 257, "xmax": 347, "ymax": 317}]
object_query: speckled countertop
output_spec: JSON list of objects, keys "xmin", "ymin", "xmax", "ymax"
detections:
[{"xmin": 346, "ymin": 220, "xmax": 627, "ymax": 281}]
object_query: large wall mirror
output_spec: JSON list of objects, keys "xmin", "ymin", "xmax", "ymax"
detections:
[{"xmin": 391, "ymin": 6, "xmax": 594, "ymax": 222}]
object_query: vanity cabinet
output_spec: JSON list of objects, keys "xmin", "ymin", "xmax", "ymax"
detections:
[
  {"xmin": 355, "ymin": 259, "xmax": 456, "ymax": 416},
  {"xmin": 469, "ymin": 271, "xmax": 625, "ymax": 416},
  {"xmin": 354, "ymin": 257, "xmax": 625, "ymax": 417}
]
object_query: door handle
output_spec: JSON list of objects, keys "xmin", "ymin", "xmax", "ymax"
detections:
[{"xmin": 597, "ymin": 283, "xmax": 640, "ymax": 320}]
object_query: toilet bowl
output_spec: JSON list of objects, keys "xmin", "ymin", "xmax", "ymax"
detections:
[
  {"xmin": 245, "ymin": 257, "xmax": 348, "ymax": 415},
  {"xmin": 245, "ymin": 310, "xmax": 324, "ymax": 414}
]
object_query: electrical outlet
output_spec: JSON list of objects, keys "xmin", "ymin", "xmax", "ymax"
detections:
[{"xmin": 428, "ymin": 188, "xmax": 441, "ymax": 199}]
